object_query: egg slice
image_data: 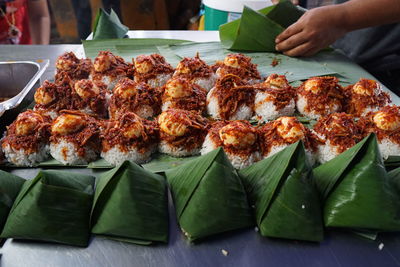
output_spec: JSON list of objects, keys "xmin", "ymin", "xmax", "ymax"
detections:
[
  {"xmin": 14, "ymin": 112, "xmax": 43, "ymax": 136},
  {"xmin": 352, "ymin": 79, "xmax": 379, "ymax": 96},
  {"xmin": 304, "ymin": 79, "xmax": 322, "ymax": 94},
  {"xmin": 121, "ymin": 115, "xmax": 144, "ymax": 139},
  {"xmin": 135, "ymin": 56, "xmax": 153, "ymax": 74},
  {"xmin": 52, "ymin": 114, "xmax": 85, "ymax": 135},
  {"xmin": 373, "ymin": 111, "xmax": 400, "ymax": 131},
  {"xmin": 114, "ymin": 79, "xmax": 137, "ymax": 99},
  {"xmin": 165, "ymin": 78, "xmax": 192, "ymax": 98},
  {"xmin": 175, "ymin": 62, "xmax": 191, "ymax": 74},
  {"xmin": 276, "ymin": 117, "xmax": 304, "ymax": 142},
  {"xmin": 158, "ymin": 112, "xmax": 187, "ymax": 137},
  {"xmin": 219, "ymin": 122, "xmax": 256, "ymax": 149},
  {"xmin": 94, "ymin": 52, "xmax": 116, "ymax": 72},
  {"xmin": 264, "ymin": 74, "xmax": 289, "ymax": 89},
  {"xmin": 34, "ymin": 85, "xmax": 55, "ymax": 105},
  {"xmin": 74, "ymin": 80, "xmax": 100, "ymax": 99},
  {"xmin": 224, "ymin": 55, "xmax": 240, "ymax": 68}
]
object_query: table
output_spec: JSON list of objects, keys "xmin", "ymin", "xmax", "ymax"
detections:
[{"xmin": 1, "ymin": 31, "xmax": 400, "ymax": 267}]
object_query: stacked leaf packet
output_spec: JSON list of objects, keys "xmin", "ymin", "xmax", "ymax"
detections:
[
  {"xmin": 1, "ymin": 170, "xmax": 95, "ymax": 247},
  {"xmin": 0, "ymin": 170, "xmax": 25, "ymax": 231},
  {"xmin": 314, "ymin": 134, "xmax": 400, "ymax": 232},
  {"xmin": 240, "ymin": 141, "xmax": 324, "ymax": 242},
  {"xmin": 219, "ymin": 0, "xmax": 304, "ymax": 52},
  {"xmin": 91, "ymin": 161, "xmax": 169, "ymax": 245},
  {"xmin": 166, "ymin": 148, "xmax": 254, "ymax": 242},
  {"xmin": 93, "ymin": 8, "xmax": 128, "ymax": 40}
]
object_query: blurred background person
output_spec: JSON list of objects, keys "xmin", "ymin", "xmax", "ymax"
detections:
[{"xmin": 0, "ymin": 0, "xmax": 50, "ymax": 44}]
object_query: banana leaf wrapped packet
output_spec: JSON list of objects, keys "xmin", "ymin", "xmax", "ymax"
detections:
[
  {"xmin": 0, "ymin": 170, "xmax": 25, "ymax": 230},
  {"xmin": 239, "ymin": 141, "xmax": 323, "ymax": 242},
  {"xmin": 166, "ymin": 147, "xmax": 254, "ymax": 242},
  {"xmin": 91, "ymin": 161, "xmax": 168, "ymax": 245},
  {"xmin": 314, "ymin": 134, "xmax": 400, "ymax": 231},
  {"xmin": 1, "ymin": 170, "xmax": 95, "ymax": 247}
]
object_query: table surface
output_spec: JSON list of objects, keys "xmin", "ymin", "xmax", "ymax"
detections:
[{"xmin": 1, "ymin": 31, "xmax": 400, "ymax": 267}]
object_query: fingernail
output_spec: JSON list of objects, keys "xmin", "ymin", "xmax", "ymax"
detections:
[{"xmin": 275, "ymin": 45, "xmax": 279, "ymax": 51}]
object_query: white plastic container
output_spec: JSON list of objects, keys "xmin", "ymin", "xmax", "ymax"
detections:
[{"xmin": 203, "ymin": 0, "xmax": 273, "ymax": 30}]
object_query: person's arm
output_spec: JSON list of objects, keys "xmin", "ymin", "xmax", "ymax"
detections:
[
  {"xmin": 275, "ymin": 0, "xmax": 400, "ymax": 57},
  {"xmin": 27, "ymin": 0, "xmax": 50, "ymax": 44}
]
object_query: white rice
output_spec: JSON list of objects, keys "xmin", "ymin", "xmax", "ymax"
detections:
[
  {"xmin": 206, "ymin": 88, "xmax": 253, "ymax": 120},
  {"xmin": 161, "ymin": 101, "xmax": 173, "ymax": 112},
  {"xmin": 2, "ymin": 143, "xmax": 49, "ymax": 167},
  {"xmin": 193, "ymin": 74, "xmax": 217, "ymax": 92},
  {"xmin": 33, "ymin": 108, "xmax": 58, "ymax": 120},
  {"xmin": 316, "ymin": 139, "xmax": 341, "ymax": 164},
  {"xmin": 136, "ymin": 104, "xmax": 155, "ymax": 119},
  {"xmin": 159, "ymin": 140, "xmax": 200, "ymax": 157},
  {"xmin": 254, "ymin": 91, "xmax": 295, "ymax": 122},
  {"xmin": 264, "ymin": 144, "xmax": 316, "ymax": 166},
  {"xmin": 89, "ymin": 74, "xmax": 124, "ymax": 91},
  {"xmin": 296, "ymin": 95, "xmax": 340, "ymax": 120},
  {"xmin": 378, "ymin": 138, "xmax": 400, "ymax": 160},
  {"xmin": 50, "ymin": 139, "xmax": 97, "ymax": 165},
  {"xmin": 145, "ymin": 73, "xmax": 172, "ymax": 89},
  {"xmin": 201, "ymin": 134, "xmax": 259, "ymax": 169},
  {"xmin": 101, "ymin": 144, "xmax": 155, "ymax": 165}
]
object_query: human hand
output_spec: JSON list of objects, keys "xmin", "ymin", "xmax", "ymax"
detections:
[
  {"xmin": 271, "ymin": 0, "xmax": 299, "ymax": 5},
  {"xmin": 275, "ymin": 5, "xmax": 348, "ymax": 57}
]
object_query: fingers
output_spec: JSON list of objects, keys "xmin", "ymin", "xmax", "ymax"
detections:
[
  {"xmin": 275, "ymin": 30, "xmax": 309, "ymax": 53},
  {"xmin": 281, "ymin": 42, "xmax": 314, "ymax": 57},
  {"xmin": 275, "ymin": 22, "xmax": 302, "ymax": 43}
]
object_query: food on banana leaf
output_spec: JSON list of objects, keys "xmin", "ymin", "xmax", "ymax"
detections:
[
  {"xmin": 1, "ymin": 170, "xmax": 95, "ymax": 247},
  {"xmin": 253, "ymin": 74, "xmax": 295, "ymax": 122},
  {"xmin": 1, "ymin": 110, "xmax": 51, "ymax": 166},
  {"xmin": 201, "ymin": 120, "xmax": 260, "ymax": 169},
  {"xmin": 72, "ymin": 79, "xmax": 109, "ymax": 118},
  {"xmin": 173, "ymin": 54, "xmax": 217, "ymax": 91},
  {"xmin": 240, "ymin": 141, "xmax": 323, "ymax": 242},
  {"xmin": 207, "ymin": 74, "xmax": 255, "ymax": 120},
  {"xmin": 33, "ymin": 79, "xmax": 74, "ymax": 119},
  {"xmin": 158, "ymin": 108, "xmax": 208, "ymax": 157},
  {"xmin": 0, "ymin": 170, "xmax": 25, "ymax": 230},
  {"xmin": 344, "ymin": 78, "xmax": 391, "ymax": 117},
  {"xmin": 133, "ymin": 54, "xmax": 174, "ymax": 88},
  {"xmin": 161, "ymin": 77, "xmax": 207, "ymax": 114},
  {"xmin": 54, "ymin": 51, "xmax": 92, "ymax": 83},
  {"xmin": 313, "ymin": 112, "xmax": 362, "ymax": 163},
  {"xmin": 90, "ymin": 51, "xmax": 132, "ymax": 90},
  {"xmin": 108, "ymin": 77, "xmax": 162, "ymax": 119},
  {"xmin": 357, "ymin": 106, "xmax": 400, "ymax": 160},
  {"xmin": 258, "ymin": 116, "xmax": 317, "ymax": 165},
  {"xmin": 101, "ymin": 112, "xmax": 158, "ymax": 165},
  {"xmin": 50, "ymin": 110, "xmax": 101, "ymax": 165},
  {"xmin": 314, "ymin": 134, "xmax": 400, "ymax": 231},
  {"xmin": 91, "ymin": 161, "xmax": 168, "ymax": 244},
  {"xmin": 166, "ymin": 147, "xmax": 254, "ymax": 241},
  {"xmin": 296, "ymin": 76, "xmax": 344, "ymax": 119},
  {"xmin": 213, "ymin": 53, "xmax": 261, "ymax": 84}
]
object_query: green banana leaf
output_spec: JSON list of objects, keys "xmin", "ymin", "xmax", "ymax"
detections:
[
  {"xmin": 141, "ymin": 153, "xmax": 199, "ymax": 173},
  {"xmin": 166, "ymin": 148, "xmax": 254, "ymax": 242},
  {"xmin": 388, "ymin": 167, "xmax": 400, "ymax": 194},
  {"xmin": 0, "ymin": 170, "xmax": 25, "ymax": 230},
  {"xmin": 92, "ymin": 8, "xmax": 128, "ymax": 40},
  {"xmin": 219, "ymin": 1, "xmax": 304, "ymax": 52},
  {"xmin": 314, "ymin": 134, "xmax": 400, "ymax": 231},
  {"xmin": 91, "ymin": 161, "xmax": 168, "ymax": 244},
  {"xmin": 1, "ymin": 170, "xmax": 95, "ymax": 247},
  {"xmin": 239, "ymin": 141, "xmax": 323, "ymax": 242}
]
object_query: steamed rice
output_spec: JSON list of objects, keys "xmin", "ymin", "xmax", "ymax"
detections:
[
  {"xmin": 377, "ymin": 138, "xmax": 400, "ymax": 160},
  {"xmin": 296, "ymin": 95, "xmax": 340, "ymax": 120},
  {"xmin": 254, "ymin": 91, "xmax": 295, "ymax": 121},
  {"xmin": 207, "ymin": 88, "xmax": 253, "ymax": 120},
  {"xmin": 2, "ymin": 143, "xmax": 49, "ymax": 167},
  {"xmin": 101, "ymin": 145, "xmax": 155, "ymax": 165},
  {"xmin": 50, "ymin": 139, "xmax": 97, "ymax": 165},
  {"xmin": 159, "ymin": 140, "xmax": 200, "ymax": 157}
]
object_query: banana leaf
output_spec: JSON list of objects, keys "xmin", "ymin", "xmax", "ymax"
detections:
[
  {"xmin": 1, "ymin": 170, "xmax": 95, "ymax": 247},
  {"xmin": 388, "ymin": 167, "xmax": 400, "ymax": 194},
  {"xmin": 92, "ymin": 8, "xmax": 128, "ymax": 40},
  {"xmin": 166, "ymin": 148, "xmax": 254, "ymax": 242},
  {"xmin": 141, "ymin": 153, "xmax": 199, "ymax": 173},
  {"xmin": 313, "ymin": 134, "xmax": 400, "ymax": 231},
  {"xmin": 91, "ymin": 161, "xmax": 168, "ymax": 244},
  {"xmin": 239, "ymin": 141, "xmax": 323, "ymax": 242},
  {"xmin": 0, "ymin": 170, "xmax": 25, "ymax": 230},
  {"xmin": 219, "ymin": 1, "xmax": 304, "ymax": 52}
]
